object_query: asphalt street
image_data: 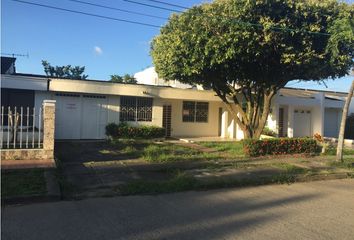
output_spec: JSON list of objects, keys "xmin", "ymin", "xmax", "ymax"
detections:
[{"xmin": 2, "ymin": 179, "xmax": 354, "ymax": 240}]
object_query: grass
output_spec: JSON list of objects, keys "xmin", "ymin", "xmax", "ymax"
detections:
[
  {"xmin": 117, "ymin": 171, "xmax": 197, "ymax": 195},
  {"xmin": 328, "ymin": 157, "xmax": 354, "ymax": 170},
  {"xmin": 199, "ymin": 141, "xmax": 244, "ymax": 158},
  {"xmin": 116, "ymin": 171, "xmax": 298, "ymax": 196},
  {"xmin": 270, "ymin": 163, "xmax": 307, "ymax": 174},
  {"xmin": 1, "ymin": 169, "xmax": 47, "ymax": 197},
  {"xmin": 142, "ymin": 143, "xmax": 221, "ymax": 163},
  {"xmin": 323, "ymin": 146, "xmax": 354, "ymax": 156}
]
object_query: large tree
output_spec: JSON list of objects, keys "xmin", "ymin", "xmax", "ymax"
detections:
[{"xmin": 151, "ymin": 0, "xmax": 354, "ymax": 139}]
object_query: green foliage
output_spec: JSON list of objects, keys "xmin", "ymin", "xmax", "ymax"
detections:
[
  {"xmin": 105, "ymin": 122, "xmax": 165, "ymax": 139},
  {"xmin": 42, "ymin": 60, "xmax": 88, "ymax": 79},
  {"xmin": 151, "ymin": 0, "xmax": 354, "ymax": 139},
  {"xmin": 323, "ymin": 144, "xmax": 354, "ymax": 156},
  {"xmin": 242, "ymin": 138, "xmax": 319, "ymax": 157},
  {"xmin": 262, "ymin": 127, "xmax": 278, "ymax": 137},
  {"xmin": 110, "ymin": 74, "xmax": 137, "ymax": 84}
]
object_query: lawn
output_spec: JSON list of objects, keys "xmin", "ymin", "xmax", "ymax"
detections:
[
  {"xmin": 199, "ymin": 141, "xmax": 244, "ymax": 158},
  {"xmin": 97, "ymin": 140, "xmax": 222, "ymax": 163},
  {"xmin": 1, "ymin": 169, "xmax": 47, "ymax": 198},
  {"xmin": 54, "ymin": 140, "xmax": 354, "ymax": 198},
  {"xmin": 142, "ymin": 143, "xmax": 221, "ymax": 163}
]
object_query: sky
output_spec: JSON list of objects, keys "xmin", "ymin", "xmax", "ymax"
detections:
[{"xmin": 1, "ymin": 0, "xmax": 354, "ymax": 92}]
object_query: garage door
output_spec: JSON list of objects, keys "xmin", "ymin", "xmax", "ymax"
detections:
[
  {"xmin": 324, "ymin": 108, "xmax": 340, "ymax": 138},
  {"xmin": 293, "ymin": 109, "xmax": 312, "ymax": 137},
  {"xmin": 54, "ymin": 93, "xmax": 108, "ymax": 139},
  {"xmin": 54, "ymin": 93, "xmax": 81, "ymax": 139},
  {"xmin": 81, "ymin": 95, "xmax": 107, "ymax": 139}
]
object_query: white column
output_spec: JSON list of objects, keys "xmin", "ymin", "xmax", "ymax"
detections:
[
  {"xmin": 288, "ymin": 105, "xmax": 294, "ymax": 138},
  {"xmin": 228, "ymin": 119, "xmax": 236, "ymax": 139},
  {"xmin": 221, "ymin": 110, "xmax": 228, "ymax": 138}
]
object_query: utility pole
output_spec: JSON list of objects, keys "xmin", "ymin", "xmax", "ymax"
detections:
[{"xmin": 337, "ymin": 70, "xmax": 354, "ymax": 161}]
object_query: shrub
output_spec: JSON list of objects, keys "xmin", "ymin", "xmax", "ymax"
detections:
[
  {"xmin": 262, "ymin": 127, "xmax": 277, "ymax": 137},
  {"xmin": 242, "ymin": 138, "xmax": 319, "ymax": 157},
  {"xmin": 105, "ymin": 122, "xmax": 165, "ymax": 139}
]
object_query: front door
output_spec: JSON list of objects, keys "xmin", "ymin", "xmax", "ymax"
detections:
[{"xmin": 162, "ymin": 104, "xmax": 172, "ymax": 137}]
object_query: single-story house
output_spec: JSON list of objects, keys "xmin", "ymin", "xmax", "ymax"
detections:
[{"xmin": 1, "ymin": 57, "xmax": 352, "ymax": 140}]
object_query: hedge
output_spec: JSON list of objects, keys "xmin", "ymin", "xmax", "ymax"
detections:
[
  {"xmin": 242, "ymin": 138, "xmax": 319, "ymax": 157},
  {"xmin": 106, "ymin": 122, "xmax": 165, "ymax": 139}
]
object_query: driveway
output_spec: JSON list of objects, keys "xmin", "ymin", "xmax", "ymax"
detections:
[
  {"xmin": 55, "ymin": 141, "xmax": 173, "ymax": 198},
  {"xmin": 2, "ymin": 179, "xmax": 354, "ymax": 240}
]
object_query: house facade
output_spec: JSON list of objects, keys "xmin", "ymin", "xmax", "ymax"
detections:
[{"xmin": 1, "ymin": 58, "xmax": 352, "ymax": 140}]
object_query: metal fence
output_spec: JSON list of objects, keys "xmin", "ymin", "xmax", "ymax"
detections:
[{"xmin": 0, "ymin": 106, "xmax": 43, "ymax": 149}]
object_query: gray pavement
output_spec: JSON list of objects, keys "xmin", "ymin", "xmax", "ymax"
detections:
[{"xmin": 2, "ymin": 179, "xmax": 354, "ymax": 240}]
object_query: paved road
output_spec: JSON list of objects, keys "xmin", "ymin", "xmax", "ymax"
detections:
[{"xmin": 2, "ymin": 179, "xmax": 354, "ymax": 240}]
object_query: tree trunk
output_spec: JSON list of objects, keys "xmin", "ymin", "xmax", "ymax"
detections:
[
  {"xmin": 221, "ymin": 91, "xmax": 274, "ymax": 140},
  {"xmin": 336, "ymin": 79, "xmax": 354, "ymax": 162}
]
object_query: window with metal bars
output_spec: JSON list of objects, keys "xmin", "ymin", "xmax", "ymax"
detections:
[
  {"xmin": 182, "ymin": 101, "xmax": 208, "ymax": 123},
  {"xmin": 120, "ymin": 96, "xmax": 153, "ymax": 122}
]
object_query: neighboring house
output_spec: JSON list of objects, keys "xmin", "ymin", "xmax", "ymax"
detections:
[
  {"xmin": 1, "ymin": 57, "xmax": 16, "ymax": 74},
  {"xmin": 134, "ymin": 67, "xmax": 198, "ymax": 89},
  {"xmin": 1, "ymin": 57, "xmax": 352, "ymax": 140}
]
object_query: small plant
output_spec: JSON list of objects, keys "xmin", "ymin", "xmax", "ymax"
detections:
[
  {"xmin": 262, "ymin": 127, "xmax": 277, "ymax": 137},
  {"xmin": 313, "ymin": 133, "xmax": 330, "ymax": 154}
]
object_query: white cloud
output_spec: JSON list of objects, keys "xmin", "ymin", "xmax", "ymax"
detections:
[{"xmin": 94, "ymin": 46, "xmax": 103, "ymax": 55}]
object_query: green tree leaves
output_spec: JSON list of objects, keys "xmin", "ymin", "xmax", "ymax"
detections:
[
  {"xmin": 110, "ymin": 74, "xmax": 137, "ymax": 84},
  {"xmin": 151, "ymin": 0, "xmax": 354, "ymax": 139},
  {"xmin": 41, "ymin": 60, "xmax": 88, "ymax": 80}
]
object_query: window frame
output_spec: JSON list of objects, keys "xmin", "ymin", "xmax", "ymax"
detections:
[
  {"xmin": 182, "ymin": 101, "xmax": 209, "ymax": 123},
  {"xmin": 120, "ymin": 96, "xmax": 153, "ymax": 122}
]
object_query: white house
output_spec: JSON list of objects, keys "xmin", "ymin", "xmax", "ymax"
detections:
[{"xmin": 1, "ymin": 57, "xmax": 352, "ymax": 140}]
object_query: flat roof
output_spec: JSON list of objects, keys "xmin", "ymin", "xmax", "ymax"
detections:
[{"xmin": 2, "ymin": 73, "xmax": 350, "ymax": 98}]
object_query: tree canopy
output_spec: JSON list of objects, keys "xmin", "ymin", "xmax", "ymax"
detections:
[
  {"xmin": 110, "ymin": 74, "xmax": 137, "ymax": 84},
  {"xmin": 151, "ymin": 0, "xmax": 354, "ymax": 139},
  {"xmin": 42, "ymin": 60, "xmax": 88, "ymax": 80}
]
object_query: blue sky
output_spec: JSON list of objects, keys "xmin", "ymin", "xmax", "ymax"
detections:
[{"xmin": 2, "ymin": 0, "xmax": 353, "ymax": 92}]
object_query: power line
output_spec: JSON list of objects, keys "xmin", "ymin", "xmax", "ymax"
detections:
[
  {"xmin": 143, "ymin": 0, "xmax": 186, "ymax": 9},
  {"xmin": 124, "ymin": 0, "xmax": 331, "ymax": 36},
  {"xmin": 11, "ymin": 0, "xmax": 161, "ymax": 28},
  {"xmin": 123, "ymin": 0, "xmax": 182, "ymax": 12},
  {"xmin": 67, "ymin": 0, "xmax": 167, "ymax": 20}
]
